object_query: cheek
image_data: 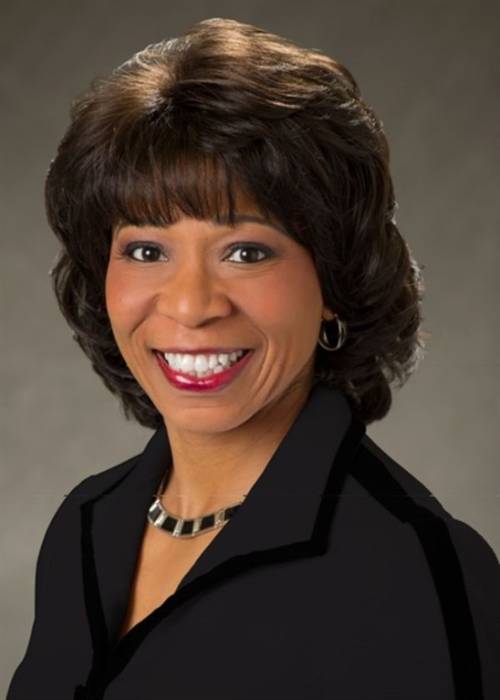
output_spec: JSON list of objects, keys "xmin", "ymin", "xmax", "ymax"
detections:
[
  {"xmin": 105, "ymin": 264, "xmax": 147, "ymax": 330},
  {"xmin": 245, "ymin": 261, "xmax": 322, "ymax": 330}
]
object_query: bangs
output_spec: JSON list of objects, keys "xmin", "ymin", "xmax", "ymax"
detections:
[{"xmin": 91, "ymin": 123, "xmax": 275, "ymax": 237}]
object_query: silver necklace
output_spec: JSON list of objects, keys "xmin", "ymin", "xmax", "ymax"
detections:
[{"xmin": 147, "ymin": 470, "xmax": 247, "ymax": 539}]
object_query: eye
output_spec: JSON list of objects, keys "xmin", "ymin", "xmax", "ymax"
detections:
[
  {"xmin": 119, "ymin": 242, "xmax": 164, "ymax": 262},
  {"xmin": 117, "ymin": 241, "xmax": 275, "ymax": 264},
  {"xmin": 224, "ymin": 243, "xmax": 274, "ymax": 264}
]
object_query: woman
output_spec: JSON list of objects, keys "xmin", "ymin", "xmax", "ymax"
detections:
[{"xmin": 7, "ymin": 17, "xmax": 499, "ymax": 700}]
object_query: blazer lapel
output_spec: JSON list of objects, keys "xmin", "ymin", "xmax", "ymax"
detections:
[
  {"xmin": 78, "ymin": 383, "xmax": 366, "ymax": 660},
  {"xmin": 179, "ymin": 384, "xmax": 365, "ymax": 583},
  {"xmin": 79, "ymin": 427, "xmax": 170, "ymax": 657}
]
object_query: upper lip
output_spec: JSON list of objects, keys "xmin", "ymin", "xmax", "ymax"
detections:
[{"xmin": 154, "ymin": 347, "xmax": 251, "ymax": 355}]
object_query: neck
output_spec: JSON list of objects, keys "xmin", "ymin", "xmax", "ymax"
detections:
[{"xmin": 160, "ymin": 377, "xmax": 313, "ymax": 519}]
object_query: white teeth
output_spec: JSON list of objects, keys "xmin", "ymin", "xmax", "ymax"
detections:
[
  {"xmin": 181, "ymin": 355, "xmax": 193, "ymax": 372},
  {"xmin": 208, "ymin": 354, "xmax": 218, "ymax": 370},
  {"xmin": 218, "ymin": 354, "xmax": 230, "ymax": 367},
  {"xmin": 194, "ymin": 355, "xmax": 209, "ymax": 372},
  {"xmin": 163, "ymin": 350, "xmax": 246, "ymax": 376}
]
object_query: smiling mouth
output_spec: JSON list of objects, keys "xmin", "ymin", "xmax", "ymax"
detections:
[{"xmin": 153, "ymin": 349, "xmax": 252, "ymax": 378}]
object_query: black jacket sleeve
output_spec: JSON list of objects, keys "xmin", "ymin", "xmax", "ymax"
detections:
[
  {"xmin": 6, "ymin": 475, "xmax": 96, "ymax": 700},
  {"xmin": 445, "ymin": 517, "xmax": 500, "ymax": 698}
]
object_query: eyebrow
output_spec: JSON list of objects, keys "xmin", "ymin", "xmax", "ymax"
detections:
[
  {"xmin": 217, "ymin": 214, "xmax": 286, "ymax": 234},
  {"xmin": 114, "ymin": 214, "xmax": 287, "ymax": 237}
]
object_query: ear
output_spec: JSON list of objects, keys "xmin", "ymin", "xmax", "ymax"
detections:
[{"xmin": 322, "ymin": 307, "xmax": 337, "ymax": 321}]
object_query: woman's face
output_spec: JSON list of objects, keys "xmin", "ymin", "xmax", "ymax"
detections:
[{"xmin": 105, "ymin": 194, "xmax": 334, "ymax": 435}]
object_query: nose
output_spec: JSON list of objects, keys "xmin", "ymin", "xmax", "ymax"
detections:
[{"xmin": 154, "ymin": 259, "xmax": 233, "ymax": 327}]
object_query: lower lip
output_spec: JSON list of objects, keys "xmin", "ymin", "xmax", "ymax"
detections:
[{"xmin": 154, "ymin": 350, "xmax": 254, "ymax": 392}]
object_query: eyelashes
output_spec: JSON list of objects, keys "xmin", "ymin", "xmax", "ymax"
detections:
[{"xmin": 116, "ymin": 241, "xmax": 276, "ymax": 265}]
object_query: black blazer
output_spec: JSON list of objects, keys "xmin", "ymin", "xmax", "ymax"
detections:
[{"xmin": 7, "ymin": 384, "xmax": 500, "ymax": 700}]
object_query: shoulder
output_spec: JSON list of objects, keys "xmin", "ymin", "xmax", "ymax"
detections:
[
  {"xmin": 37, "ymin": 452, "xmax": 142, "ymax": 560},
  {"xmin": 351, "ymin": 433, "xmax": 451, "ymax": 515},
  {"xmin": 343, "ymin": 434, "xmax": 500, "ymax": 622},
  {"xmin": 63, "ymin": 452, "xmax": 142, "ymax": 502},
  {"xmin": 37, "ymin": 452, "xmax": 141, "ymax": 536},
  {"xmin": 28, "ymin": 452, "xmax": 143, "ymax": 617},
  {"xmin": 344, "ymin": 433, "xmax": 500, "ymax": 694},
  {"xmin": 348, "ymin": 433, "xmax": 499, "ymax": 570}
]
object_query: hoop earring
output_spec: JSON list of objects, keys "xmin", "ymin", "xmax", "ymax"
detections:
[{"xmin": 317, "ymin": 317, "xmax": 347, "ymax": 352}]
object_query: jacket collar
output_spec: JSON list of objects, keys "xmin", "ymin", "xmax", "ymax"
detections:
[{"xmin": 79, "ymin": 382, "xmax": 366, "ymax": 653}]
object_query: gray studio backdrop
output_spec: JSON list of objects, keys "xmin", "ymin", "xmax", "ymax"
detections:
[{"xmin": 2, "ymin": 0, "xmax": 499, "ymax": 692}]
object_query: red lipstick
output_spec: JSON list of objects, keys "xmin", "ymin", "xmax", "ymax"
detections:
[{"xmin": 154, "ymin": 350, "xmax": 253, "ymax": 392}]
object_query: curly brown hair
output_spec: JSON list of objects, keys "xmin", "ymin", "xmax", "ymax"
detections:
[{"xmin": 45, "ymin": 17, "xmax": 428, "ymax": 429}]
